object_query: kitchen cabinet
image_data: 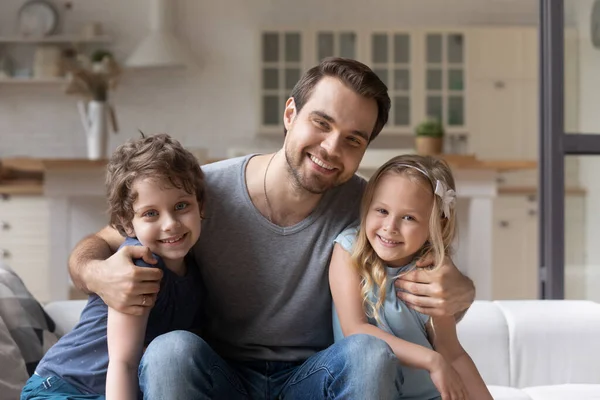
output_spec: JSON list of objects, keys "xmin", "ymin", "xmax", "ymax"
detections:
[
  {"xmin": 367, "ymin": 29, "xmax": 467, "ymax": 136},
  {"xmin": 491, "ymin": 193, "xmax": 586, "ymax": 300},
  {"xmin": 491, "ymin": 195, "xmax": 539, "ymax": 300},
  {"xmin": 0, "ymin": 193, "xmax": 50, "ymax": 303},
  {"xmin": 468, "ymin": 26, "xmax": 579, "ymax": 161}
]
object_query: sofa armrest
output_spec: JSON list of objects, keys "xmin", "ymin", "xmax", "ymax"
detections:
[{"xmin": 44, "ymin": 300, "xmax": 87, "ymax": 337}]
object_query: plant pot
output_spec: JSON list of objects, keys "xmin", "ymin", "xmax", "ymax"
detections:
[{"xmin": 415, "ymin": 136, "xmax": 443, "ymax": 155}]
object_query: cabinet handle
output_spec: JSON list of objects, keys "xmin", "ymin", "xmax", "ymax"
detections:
[
  {"xmin": 494, "ymin": 80, "xmax": 505, "ymax": 89},
  {"xmin": 528, "ymin": 209, "xmax": 537, "ymax": 216},
  {"xmin": 0, "ymin": 221, "xmax": 9, "ymax": 230},
  {"xmin": 499, "ymin": 220, "xmax": 509, "ymax": 228},
  {"xmin": 0, "ymin": 249, "xmax": 10, "ymax": 259},
  {"xmin": 0, "ymin": 194, "xmax": 9, "ymax": 201},
  {"xmin": 496, "ymin": 176, "xmax": 506, "ymax": 184},
  {"xmin": 527, "ymin": 194, "xmax": 537, "ymax": 202}
]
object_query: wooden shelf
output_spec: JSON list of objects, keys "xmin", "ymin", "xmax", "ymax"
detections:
[
  {"xmin": 0, "ymin": 77, "xmax": 67, "ymax": 84},
  {"xmin": 0, "ymin": 35, "xmax": 111, "ymax": 44}
]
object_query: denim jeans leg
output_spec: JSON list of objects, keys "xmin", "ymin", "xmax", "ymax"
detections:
[
  {"xmin": 278, "ymin": 334, "xmax": 402, "ymax": 400},
  {"xmin": 138, "ymin": 330, "xmax": 249, "ymax": 400}
]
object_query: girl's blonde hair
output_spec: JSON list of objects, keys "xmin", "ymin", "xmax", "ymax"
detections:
[{"xmin": 350, "ymin": 154, "xmax": 457, "ymax": 323}]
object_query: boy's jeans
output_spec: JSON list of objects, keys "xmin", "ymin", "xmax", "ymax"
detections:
[{"xmin": 139, "ymin": 331, "xmax": 402, "ymax": 400}]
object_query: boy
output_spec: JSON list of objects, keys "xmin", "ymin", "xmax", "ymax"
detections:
[{"xmin": 21, "ymin": 133, "xmax": 205, "ymax": 400}]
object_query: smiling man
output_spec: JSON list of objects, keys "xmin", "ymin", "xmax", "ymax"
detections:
[{"xmin": 67, "ymin": 57, "xmax": 475, "ymax": 399}]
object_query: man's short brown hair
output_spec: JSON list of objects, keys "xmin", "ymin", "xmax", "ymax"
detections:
[
  {"xmin": 287, "ymin": 57, "xmax": 390, "ymax": 142},
  {"xmin": 106, "ymin": 133, "xmax": 205, "ymax": 236}
]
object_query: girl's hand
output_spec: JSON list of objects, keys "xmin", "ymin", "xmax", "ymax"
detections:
[{"xmin": 429, "ymin": 355, "xmax": 469, "ymax": 400}]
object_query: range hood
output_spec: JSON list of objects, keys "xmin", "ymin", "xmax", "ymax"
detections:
[{"xmin": 125, "ymin": 0, "xmax": 195, "ymax": 68}]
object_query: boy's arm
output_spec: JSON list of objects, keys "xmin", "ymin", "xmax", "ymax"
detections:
[
  {"xmin": 106, "ymin": 306, "xmax": 150, "ymax": 400},
  {"xmin": 329, "ymin": 244, "xmax": 442, "ymax": 371},
  {"xmin": 426, "ymin": 316, "xmax": 493, "ymax": 400},
  {"xmin": 69, "ymin": 225, "xmax": 162, "ymax": 315}
]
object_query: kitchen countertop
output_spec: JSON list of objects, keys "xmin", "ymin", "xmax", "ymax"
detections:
[
  {"xmin": 4, "ymin": 155, "xmax": 584, "ymax": 196},
  {"xmin": 2, "ymin": 154, "xmax": 537, "ymax": 172}
]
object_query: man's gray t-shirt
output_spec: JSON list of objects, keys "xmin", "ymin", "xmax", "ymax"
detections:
[{"xmin": 195, "ymin": 155, "xmax": 365, "ymax": 362}]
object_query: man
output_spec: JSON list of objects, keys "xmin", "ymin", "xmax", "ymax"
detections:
[{"xmin": 69, "ymin": 58, "xmax": 475, "ymax": 399}]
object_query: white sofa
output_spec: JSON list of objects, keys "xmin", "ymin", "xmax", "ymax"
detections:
[{"xmin": 44, "ymin": 299, "xmax": 600, "ymax": 400}]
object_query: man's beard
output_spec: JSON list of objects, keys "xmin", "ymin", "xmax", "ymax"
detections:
[{"xmin": 284, "ymin": 146, "xmax": 339, "ymax": 195}]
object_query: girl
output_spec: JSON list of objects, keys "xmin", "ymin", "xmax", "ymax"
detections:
[
  {"xmin": 329, "ymin": 154, "xmax": 491, "ymax": 400},
  {"xmin": 21, "ymin": 134, "xmax": 205, "ymax": 400}
]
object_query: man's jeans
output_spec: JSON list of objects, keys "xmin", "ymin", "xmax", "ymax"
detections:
[{"xmin": 139, "ymin": 331, "xmax": 402, "ymax": 399}]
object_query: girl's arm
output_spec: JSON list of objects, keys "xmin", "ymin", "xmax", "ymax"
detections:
[
  {"xmin": 329, "ymin": 243, "xmax": 443, "ymax": 371},
  {"xmin": 426, "ymin": 316, "xmax": 493, "ymax": 400},
  {"xmin": 106, "ymin": 303, "xmax": 150, "ymax": 400}
]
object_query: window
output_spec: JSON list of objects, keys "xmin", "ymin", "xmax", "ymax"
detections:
[{"xmin": 261, "ymin": 32, "xmax": 303, "ymax": 129}]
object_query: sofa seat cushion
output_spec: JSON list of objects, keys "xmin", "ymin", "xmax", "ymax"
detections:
[
  {"xmin": 523, "ymin": 384, "xmax": 600, "ymax": 400},
  {"xmin": 488, "ymin": 385, "xmax": 532, "ymax": 400},
  {"xmin": 43, "ymin": 300, "xmax": 87, "ymax": 337}
]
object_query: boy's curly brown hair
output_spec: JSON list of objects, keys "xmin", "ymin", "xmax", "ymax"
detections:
[{"xmin": 106, "ymin": 133, "xmax": 205, "ymax": 236}]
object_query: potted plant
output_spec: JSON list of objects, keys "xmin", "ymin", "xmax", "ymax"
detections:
[{"xmin": 415, "ymin": 117, "xmax": 444, "ymax": 155}]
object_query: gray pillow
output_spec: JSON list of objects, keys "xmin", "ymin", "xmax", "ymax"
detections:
[
  {"xmin": 0, "ymin": 262, "xmax": 58, "ymax": 376},
  {"xmin": 0, "ymin": 314, "xmax": 29, "ymax": 398}
]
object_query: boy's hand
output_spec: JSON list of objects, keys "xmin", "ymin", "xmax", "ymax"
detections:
[
  {"xmin": 90, "ymin": 245, "xmax": 162, "ymax": 315},
  {"xmin": 429, "ymin": 355, "xmax": 468, "ymax": 400},
  {"xmin": 394, "ymin": 255, "xmax": 475, "ymax": 317}
]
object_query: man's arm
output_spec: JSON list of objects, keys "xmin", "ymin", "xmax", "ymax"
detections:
[
  {"xmin": 69, "ymin": 225, "xmax": 163, "ymax": 315},
  {"xmin": 395, "ymin": 255, "xmax": 475, "ymax": 319},
  {"xmin": 69, "ymin": 226, "xmax": 124, "ymax": 293}
]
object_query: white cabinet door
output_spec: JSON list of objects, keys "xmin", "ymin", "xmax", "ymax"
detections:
[
  {"xmin": 469, "ymin": 28, "xmax": 529, "ymax": 81},
  {"xmin": 491, "ymin": 196, "xmax": 539, "ymax": 300},
  {"xmin": 0, "ymin": 194, "xmax": 50, "ymax": 303},
  {"xmin": 469, "ymin": 79, "xmax": 523, "ymax": 160},
  {"xmin": 491, "ymin": 194, "xmax": 586, "ymax": 300}
]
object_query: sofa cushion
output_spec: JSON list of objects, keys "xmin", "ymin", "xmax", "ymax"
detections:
[
  {"xmin": 497, "ymin": 300, "xmax": 600, "ymax": 388},
  {"xmin": 457, "ymin": 301, "xmax": 510, "ymax": 386},
  {"xmin": 487, "ymin": 385, "xmax": 532, "ymax": 400},
  {"xmin": 523, "ymin": 384, "xmax": 600, "ymax": 400},
  {"xmin": 0, "ymin": 262, "xmax": 58, "ymax": 375},
  {"xmin": 0, "ymin": 314, "xmax": 29, "ymax": 400}
]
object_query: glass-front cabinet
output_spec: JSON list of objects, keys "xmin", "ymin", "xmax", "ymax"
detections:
[
  {"xmin": 259, "ymin": 29, "xmax": 467, "ymax": 135},
  {"xmin": 370, "ymin": 32, "xmax": 413, "ymax": 132},
  {"xmin": 316, "ymin": 31, "xmax": 357, "ymax": 61},
  {"xmin": 424, "ymin": 32, "xmax": 466, "ymax": 130},
  {"xmin": 260, "ymin": 31, "xmax": 303, "ymax": 131}
]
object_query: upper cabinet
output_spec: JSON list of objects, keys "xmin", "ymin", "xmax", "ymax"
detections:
[
  {"xmin": 316, "ymin": 31, "xmax": 358, "ymax": 61},
  {"xmin": 259, "ymin": 28, "xmax": 469, "ymax": 137},
  {"xmin": 258, "ymin": 26, "xmax": 578, "ymax": 157},
  {"xmin": 469, "ymin": 28, "xmax": 537, "ymax": 81},
  {"xmin": 422, "ymin": 32, "xmax": 466, "ymax": 131},
  {"xmin": 369, "ymin": 32, "xmax": 414, "ymax": 132},
  {"xmin": 260, "ymin": 31, "xmax": 304, "ymax": 132},
  {"xmin": 468, "ymin": 26, "xmax": 578, "ymax": 160}
]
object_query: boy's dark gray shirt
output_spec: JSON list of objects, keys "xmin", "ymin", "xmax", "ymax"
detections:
[{"xmin": 196, "ymin": 155, "xmax": 365, "ymax": 362}]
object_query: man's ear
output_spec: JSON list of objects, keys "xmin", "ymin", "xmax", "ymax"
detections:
[{"xmin": 283, "ymin": 97, "xmax": 297, "ymax": 131}]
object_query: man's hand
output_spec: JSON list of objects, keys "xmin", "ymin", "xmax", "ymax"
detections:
[
  {"xmin": 395, "ymin": 255, "xmax": 475, "ymax": 317},
  {"xmin": 89, "ymin": 245, "xmax": 162, "ymax": 316}
]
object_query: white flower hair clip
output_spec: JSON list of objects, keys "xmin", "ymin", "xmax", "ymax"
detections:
[{"xmin": 434, "ymin": 180, "xmax": 456, "ymax": 219}]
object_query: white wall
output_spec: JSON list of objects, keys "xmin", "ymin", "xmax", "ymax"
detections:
[
  {"xmin": 573, "ymin": 0, "xmax": 600, "ymax": 302},
  {"xmin": 0, "ymin": 0, "xmax": 543, "ymax": 159}
]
